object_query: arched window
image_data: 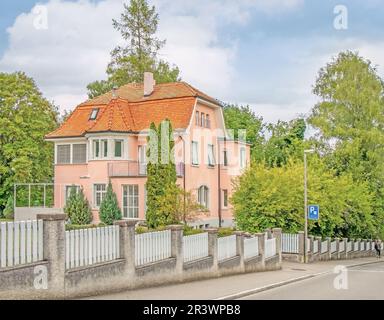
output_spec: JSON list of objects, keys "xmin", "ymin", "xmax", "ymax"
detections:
[{"xmin": 198, "ymin": 186, "xmax": 209, "ymax": 209}]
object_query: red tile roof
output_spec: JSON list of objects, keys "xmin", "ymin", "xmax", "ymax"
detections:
[{"xmin": 46, "ymin": 81, "xmax": 217, "ymax": 139}]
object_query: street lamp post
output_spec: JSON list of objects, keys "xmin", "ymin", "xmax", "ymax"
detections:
[{"xmin": 304, "ymin": 149, "xmax": 315, "ymax": 263}]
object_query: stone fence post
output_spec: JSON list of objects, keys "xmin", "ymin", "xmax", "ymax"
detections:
[
  {"xmin": 326, "ymin": 237, "xmax": 332, "ymax": 260},
  {"xmin": 207, "ymin": 228, "xmax": 218, "ymax": 272},
  {"xmin": 298, "ymin": 231, "xmax": 305, "ymax": 263},
  {"xmin": 234, "ymin": 231, "xmax": 245, "ymax": 271},
  {"xmin": 335, "ymin": 238, "xmax": 340, "ymax": 259},
  {"xmin": 255, "ymin": 232, "xmax": 265, "ymax": 268},
  {"xmin": 36, "ymin": 213, "xmax": 66, "ymax": 298},
  {"xmin": 114, "ymin": 219, "xmax": 137, "ymax": 276},
  {"xmin": 308, "ymin": 235, "xmax": 314, "ymax": 262},
  {"xmin": 168, "ymin": 225, "xmax": 184, "ymax": 275},
  {"xmin": 342, "ymin": 238, "xmax": 348, "ymax": 259},
  {"xmin": 272, "ymin": 228, "xmax": 282, "ymax": 263}
]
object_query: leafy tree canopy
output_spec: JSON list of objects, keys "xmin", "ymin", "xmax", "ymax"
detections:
[
  {"xmin": 87, "ymin": 0, "xmax": 180, "ymax": 98},
  {"xmin": 0, "ymin": 72, "xmax": 58, "ymax": 209}
]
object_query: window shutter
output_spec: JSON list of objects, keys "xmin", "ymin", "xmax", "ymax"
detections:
[
  {"xmin": 72, "ymin": 144, "xmax": 87, "ymax": 163},
  {"xmin": 57, "ymin": 145, "xmax": 71, "ymax": 164}
]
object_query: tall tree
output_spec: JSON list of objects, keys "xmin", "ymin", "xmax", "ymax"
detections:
[
  {"xmin": 145, "ymin": 119, "xmax": 179, "ymax": 228},
  {"xmin": 223, "ymin": 104, "xmax": 264, "ymax": 161},
  {"xmin": 308, "ymin": 51, "xmax": 384, "ymax": 237},
  {"xmin": 0, "ymin": 72, "xmax": 58, "ymax": 210},
  {"xmin": 264, "ymin": 118, "xmax": 306, "ymax": 168},
  {"xmin": 87, "ymin": 0, "xmax": 180, "ymax": 98}
]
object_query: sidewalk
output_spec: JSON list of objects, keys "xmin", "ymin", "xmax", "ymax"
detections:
[{"xmin": 83, "ymin": 257, "xmax": 381, "ymax": 300}]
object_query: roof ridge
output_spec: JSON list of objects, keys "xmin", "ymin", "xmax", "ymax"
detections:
[{"xmin": 117, "ymin": 102, "xmax": 133, "ymax": 131}]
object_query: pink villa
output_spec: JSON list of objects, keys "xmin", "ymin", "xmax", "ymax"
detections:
[{"xmin": 45, "ymin": 73, "xmax": 250, "ymax": 228}]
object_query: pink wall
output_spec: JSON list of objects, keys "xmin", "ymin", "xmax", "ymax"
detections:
[{"xmin": 54, "ymin": 100, "xmax": 250, "ymax": 226}]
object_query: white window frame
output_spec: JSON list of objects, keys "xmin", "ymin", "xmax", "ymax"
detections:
[
  {"xmin": 191, "ymin": 141, "xmax": 199, "ymax": 165},
  {"xmin": 240, "ymin": 147, "xmax": 246, "ymax": 169},
  {"xmin": 222, "ymin": 189, "xmax": 228, "ymax": 208},
  {"xmin": 93, "ymin": 183, "xmax": 107, "ymax": 208},
  {"xmin": 64, "ymin": 185, "xmax": 80, "ymax": 204},
  {"xmin": 198, "ymin": 185, "xmax": 209, "ymax": 209},
  {"xmin": 207, "ymin": 144, "xmax": 215, "ymax": 167},
  {"xmin": 223, "ymin": 150, "xmax": 229, "ymax": 167},
  {"xmin": 122, "ymin": 184, "xmax": 139, "ymax": 219},
  {"xmin": 114, "ymin": 139, "xmax": 123, "ymax": 158}
]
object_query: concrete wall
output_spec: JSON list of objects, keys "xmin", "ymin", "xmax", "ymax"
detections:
[{"xmin": 0, "ymin": 216, "xmax": 282, "ymax": 299}]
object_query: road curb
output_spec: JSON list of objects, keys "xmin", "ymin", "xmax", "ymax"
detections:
[{"xmin": 214, "ymin": 259, "xmax": 382, "ymax": 300}]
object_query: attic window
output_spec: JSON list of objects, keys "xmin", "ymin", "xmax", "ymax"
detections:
[{"xmin": 89, "ymin": 108, "xmax": 99, "ymax": 120}]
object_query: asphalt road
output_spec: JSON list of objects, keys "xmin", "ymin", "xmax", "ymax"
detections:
[{"xmin": 240, "ymin": 261, "xmax": 384, "ymax": 300}]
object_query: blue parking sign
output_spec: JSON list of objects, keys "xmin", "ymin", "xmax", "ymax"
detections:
[{"xmin": 308, "ymin": 205, "xmax": 319, "ymax": 220}]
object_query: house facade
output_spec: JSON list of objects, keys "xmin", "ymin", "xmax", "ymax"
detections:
[{"xmin": 45, "ymin": 73, "xmax": 250, "ymax": 228}]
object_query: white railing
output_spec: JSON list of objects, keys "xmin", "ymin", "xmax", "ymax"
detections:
[
  {"xmin": 313, "ymin": 240, "xmax": 319, "ymax": 253},
  {"xmin": 360, "ymin": 242, "xmax": 365, "ymax": 251},
  {"xmin": 307, "ymin": 238, "xmax": 310, "ymax": 252},
  {"xmin": 347, "ymin": 241, "xmax": 352, "ymax": 252},
  {"xmin": 330, "ymin": 241, "xmax": 337, "ymax": 253},
  {"xmin": 281, "ymin": 233, "xmax": 299, "ymax": 253},
  {"xmin": 321, "ymin": 240, "xmax": 328, "ymax": 253},
  {"xmin": 135, "ymin": 230, "xmax": 172, "ymax": 266},
  {"xmin": 339, "ymin": 241, "xmax": 345, "ymax": 252},
  {"xmin": 183, "ymin": 232, "xmax": 209, "ymax": 263},
  {"xmin": 218, "ymin": 235, "xmax": 237, "ymax": 261},
  {"xmin": 65, "ymin": 225, "xmax": 120, "ymax": 269},
  {"xmin": 354, "ymin": 241, "xmax": 359, "ymax": 251},
  {"xmin": 265, "ymin": 238, "xmax": 277, "ymax": 259},
  {"xmin": 244, "ymin": 236, "xmax": 259, "ymax": 260},
  {"xmin": 0, "ymin": 220, "xmax": 44, "ymax": 268}
]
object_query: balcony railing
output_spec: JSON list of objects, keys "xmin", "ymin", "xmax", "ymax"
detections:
[{"xmin": 108, "ymin": 161, "xmax": 185, "ymax": 177}]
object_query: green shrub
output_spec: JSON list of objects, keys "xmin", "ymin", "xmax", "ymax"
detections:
[
  {"xmin": 64, "ymin": 186, "xmax": 92, "ymax": 225},
  {"xmin": 217, "ymin": 227, "xmax": 235, "ymax": 238},
  {"xmin": 65, "ymin": 222, "xmax": 105, "ymax": 231},
  {"xmin": 99, "ymin": 182, "xmax": 122, "ymax": 225},
  {"xmin": 3, "ymin": 196, "xmax": 14, "ymax": 220},
  {"xmin": 183, "ymin": 225, "xmax": 204, "ymax": 236}
]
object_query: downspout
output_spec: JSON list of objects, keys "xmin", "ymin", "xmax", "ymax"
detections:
[
  {"xmin": 218, "ymin": 137, "xmax": 223, "ymax": 228},
  {"xmin": 179, "ymin": 135, "xmax": 186, "ymax": 223}
]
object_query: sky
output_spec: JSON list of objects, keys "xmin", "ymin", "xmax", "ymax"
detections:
[{"xmin": 1, "ymin": 0, "xmax": 384, "ymax": 124}]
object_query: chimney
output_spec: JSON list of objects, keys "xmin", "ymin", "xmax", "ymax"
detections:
[{"xmin": 144, "ymin": 72, "xmax": 155, "ymax": 97}]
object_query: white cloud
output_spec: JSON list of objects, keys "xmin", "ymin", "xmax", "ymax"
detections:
[{"xmin": 0, "ymin": 0, "xmax": 304, "ymax": 115}]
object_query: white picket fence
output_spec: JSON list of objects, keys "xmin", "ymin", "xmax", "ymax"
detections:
[
  {"xmin": 339, "ymin": 241, "xmax": 345, "ymax": 252},
  {"xmin": 65, "ymin": 225, "xmax": 120, "ymax": 269},
  {"xmin": 321, "ymin": 240, "xmax": 328, "ymax": 253},
  {"xmin": 218, "ymin": 235, "xmax": 237, "ymax": 261},
  {"xmin": 0, "ymin": 220, "xmax": 44, "ymax": 268},
  {"xmin": 265, "ymin": 238, "xmax": 277, "ymax": 259},
  {"xmin": 281, "ymin": 233, "xmax": 299, "ymax": 253},
  {"xmin": 244, "ymin": 236, "xmax": 259, "ymax": 260},
  {"xmin": 330, "ymin": 241, "xmax": 337, "ymax": 253},
  {"xmin": 347, "ymin": 241, "xmax": 352, "ymax": 252},
  {"xmin": 354, "ymin": 241, "xmax": 359, "ymax": 251},
  {"xmin": 313, "ymin": 240, "xmax": 319, "ymax": 253},
  {"xmin": 135, "ymin": 230, "xmax": 171, "ymax": 266},
  {"xmin": 183, "ymin": 232, "xmax": 209, "ymax": 263}
]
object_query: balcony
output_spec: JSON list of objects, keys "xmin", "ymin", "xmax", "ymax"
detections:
[{"xmin": 108, "ymin": 161, "xmax": 185, "ymax": 177}]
